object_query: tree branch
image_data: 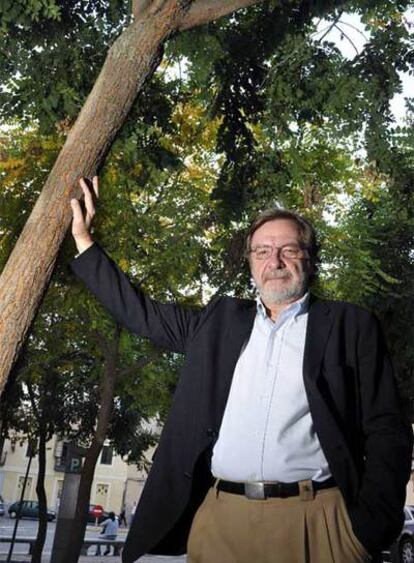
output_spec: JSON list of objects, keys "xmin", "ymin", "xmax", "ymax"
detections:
[
  {"xmin": 90, "ymin": 329, "xmax": 111, "ymax": 359},
  {"xmin": 337, "ymin": 19, "xmax": 369, "ymax": 42},
  {"xmin": 333, "ymin": 23, "xmax": 359, "ymax": 56},
  {"xmin": 179, "ymin": 0, "xmax": 262, "ymax": 31},
  {"xmin": 314, "ymin": 11, "xmax": 342, "ymax": 44},
  {"xmin": 133, "ymin": 0, "xmax": 190, "ymax": 21},
  {"xmin": 27, "ymin": 382, "xmax": 40, "ymax": 423},
  {"xmin": 117, "ymin": 349, "xmax": 160, "ymax": 378},
  {"xmin": 132, "ymin": 0, "xmax": 151, "ymax": 19}
]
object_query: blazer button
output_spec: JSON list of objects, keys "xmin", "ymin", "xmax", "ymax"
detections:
[
  {"xmin": 184, "ymin": 472, "xmax": 192, "ymax": 479},
  {"xmin": 206, "ymin": 428, "xmax": 217, "ymax": 438}
]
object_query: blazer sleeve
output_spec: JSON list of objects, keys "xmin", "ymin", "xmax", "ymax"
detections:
[
  {"xmin": 70, "ymin": 243, "xmax": 208, "ymax": 354},
  {"xmin": 350, "ymin": 310, "xmax": 413, "ymax": 551}
]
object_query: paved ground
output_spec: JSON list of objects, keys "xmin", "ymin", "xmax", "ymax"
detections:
[
  {"xmin": 0, "ymin": 554, "xmax": 185, "ymax": 562},
  {"xmin": 0, "ymin": 518, "xmax": 185, "ymax": 562}
]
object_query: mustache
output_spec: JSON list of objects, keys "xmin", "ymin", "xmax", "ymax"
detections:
[{"xmin": 264, "ymin": 269, "xmax": 292, "ymax": 281}]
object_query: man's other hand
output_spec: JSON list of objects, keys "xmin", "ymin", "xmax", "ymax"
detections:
[{"xmin": 70, "ymin": 176, "xmax": 99, "ymax": 254}]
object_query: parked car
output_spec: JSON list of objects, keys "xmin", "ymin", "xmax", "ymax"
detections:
[
  {"xmin": 383, "ymin": 506, "xmax": 414, "ymax": 563},
  {"xmin": 8, "ymin": 500, "xmax": 56, "ymax": 522},
  {"xmin": 87, "ymin": 504, "xmax": 108, "ymax": 524}
]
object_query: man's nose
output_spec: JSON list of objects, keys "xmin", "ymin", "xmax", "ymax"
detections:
[{"xmin": 268, "ymin": 248, "xmax": 284, "ymax": 267}]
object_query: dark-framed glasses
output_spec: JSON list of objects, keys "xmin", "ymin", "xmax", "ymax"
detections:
[{"xmin": 249, "ymin": 244, "xmax": 309, "ymax": 261}]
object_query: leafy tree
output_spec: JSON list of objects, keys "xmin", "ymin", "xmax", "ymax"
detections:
[
  {"xmin": 1, "ymin": 2, "xmax": 413, "ymax": 560},
  {"xmin": 0, "ymin": 89, "xmax": 222, "ymax": 559},
  {"xmin": 0, "ymin": 0, "xmax": 264, "ymax": 398}
]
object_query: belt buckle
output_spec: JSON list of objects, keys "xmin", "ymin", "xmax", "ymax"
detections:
[{"xmin": 244, "ymin": 482, "xmax": 266, "ymax": 500}]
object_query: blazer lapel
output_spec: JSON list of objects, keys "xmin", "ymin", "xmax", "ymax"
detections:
[{"xmin": 303, "ymin": 297, "xmax": 334, "ymax": 384}]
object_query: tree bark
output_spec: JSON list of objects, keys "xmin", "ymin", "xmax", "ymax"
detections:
[
  {"xmin": 0, "ymin": 0, "xmax": 261, "ymax": 398},
  {"xmin": 179, "ymin": 0, "xmax": 261, "ymax": 31},
  {"xmin": 65, "ymin": 326, "xmax": 160, "ymax": 562},
  {"xmin": 65, "ymin": 327, "xmax": 120, "ymax": 563}
]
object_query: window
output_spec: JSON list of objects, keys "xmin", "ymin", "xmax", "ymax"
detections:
[
  {"xmin": 100, "ymin": 446, "xmax": 113, "ymax": 465},
  {"xmin": 54, "ymin": 441, "xmax": 69, "ymax": 471},
  {"xmin": 95, "ymin": 483, "xmax": 109, "ymax": 507},
  {"xmin": 17, "ymin": 476, "xmax": 33, "ymax": 500}
]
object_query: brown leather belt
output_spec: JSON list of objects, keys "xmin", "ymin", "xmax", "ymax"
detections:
[{"xmin": 216, "ymin": 477, "xmax": 336, "ymax": 500}]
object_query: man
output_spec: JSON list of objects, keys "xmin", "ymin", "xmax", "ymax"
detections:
[
  {"xmin": 96, "ymin": 511, "xmax": 119, "ymax": 556},
  {"xmin": 129, "ymin": 501, "xmax": 137, "ymax": 527},
  {"xmin": 70, "ymin": 177, "xmax": 412, "ymax": 563},
  {"xmin": 119, "ymin": 504, "xmax": 127, "ymax": 527}
]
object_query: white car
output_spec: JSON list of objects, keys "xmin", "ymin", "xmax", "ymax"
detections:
[{"xmin": 383, "ymin": 506, "xmax": 414, "ymax": 563}]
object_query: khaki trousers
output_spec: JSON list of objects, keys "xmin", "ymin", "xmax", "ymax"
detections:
[{"xmin": 187, "ymin": 485, "xmax": 371, "ymax": 563}]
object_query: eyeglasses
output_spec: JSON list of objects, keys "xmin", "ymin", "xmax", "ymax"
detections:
[{"xmin": 249, "ymin": 244, "xmax": 309, "ymax": 261}]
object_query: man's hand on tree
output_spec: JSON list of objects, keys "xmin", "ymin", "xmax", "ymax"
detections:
[{"xmin": 71, "ymin": 176, "xmax": 99, "ymax": 254}]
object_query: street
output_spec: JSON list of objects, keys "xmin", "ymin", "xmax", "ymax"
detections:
[{"xmin": 0, "ymin": 517, "xmax": 185, "ymax": 562}]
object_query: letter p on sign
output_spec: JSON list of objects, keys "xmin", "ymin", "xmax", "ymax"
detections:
[{"xmin": 69, "ymin": 457, "xmax": 81, "ymax": 473}]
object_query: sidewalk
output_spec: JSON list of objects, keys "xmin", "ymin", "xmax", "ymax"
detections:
[
  {"xmin": 0, "ymin": 525, "xmax": 186, "ymax": 562},
  {"xmin": 1, "ymin": 556, "xmax": 185, "ymax": 563}
]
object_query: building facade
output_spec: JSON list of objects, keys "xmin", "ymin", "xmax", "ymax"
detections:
[
  {"xmin": 1, "ymin": 430, "xmax": 413, "ymax": 517},
  {"xmin": 0, "ymin": 436, "xmax": 152, "ymax": 518}
]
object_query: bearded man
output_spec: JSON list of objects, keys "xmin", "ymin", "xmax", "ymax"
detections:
[{"xmin": 70, "ymin": 177, "xmax": 412, "ymax": 563}]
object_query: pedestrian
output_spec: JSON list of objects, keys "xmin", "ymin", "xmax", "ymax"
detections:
[
  {"xmin": 119, "ymin": 505, "xmax": 127, "ymax": 527},
  {"xmin": 96, "ymin": 511, "xmax": 119, "ymax": 556},
  {"xmin": 71, "ymin": 177, "xmax": 413, "ymax": 563},
  {"xmin": 129, "ymin": 501, "xmax": 136, "ymax": 527}
]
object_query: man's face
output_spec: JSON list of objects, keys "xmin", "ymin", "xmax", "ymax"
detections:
[{"xmin": 249, "ymin": 218, "xmax": 311, "ymax": 306}]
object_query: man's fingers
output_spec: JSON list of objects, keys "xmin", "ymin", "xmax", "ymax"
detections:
[
  {"xmin": 70, "ymin": 198, "xmax": 87, "ymax": 233},
  {"xmin": 79, "ymin": 178, "xmax": 96, "ymax": 220},
  {"xmin": 70, "ymin": 198, "xmax": 82, "ymax": 218},
  {"xmin": 92, "ymin": 176, "xmax": 99, "ymax": 198},
  {"xmin": 78, "ymin": 177, "xmax": 90, "ymax": 198},
  {"xmin": 78, "ymin": 176, "xmax": 99, "ymax": 201},
  {"xmin": 70, "ymin": 176, "xmax": 99, "ymax": 236}
]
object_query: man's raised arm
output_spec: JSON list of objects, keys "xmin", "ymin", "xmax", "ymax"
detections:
[{"xmin": 69, "ymin": 177, "xmax": 212, "ymax": 353}]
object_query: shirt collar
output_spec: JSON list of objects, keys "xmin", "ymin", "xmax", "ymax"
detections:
[{"xmin": 256, "ymin": 291, "xmax": 310, "ymax": 321}]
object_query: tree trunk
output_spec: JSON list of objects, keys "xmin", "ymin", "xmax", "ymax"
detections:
[
  {"xmin": 65, "ymin": 327, "xmax": 120, "ymax": 563},
  {"xmin": 31, "ymin": 425, "xmax": 48, "ymax": 563},
  {"xmin": 0, "ymin": 0, "xmax": 260, "ymax": 398}
]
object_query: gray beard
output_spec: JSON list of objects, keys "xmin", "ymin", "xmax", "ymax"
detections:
[{"xmin": 256, "ymin": 271, "xmax": 309, "ymax": 305}]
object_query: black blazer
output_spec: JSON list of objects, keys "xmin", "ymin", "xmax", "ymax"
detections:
[{"xmin": 71, "ymin": 244, "xmax": 413, "ymax": 563}]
